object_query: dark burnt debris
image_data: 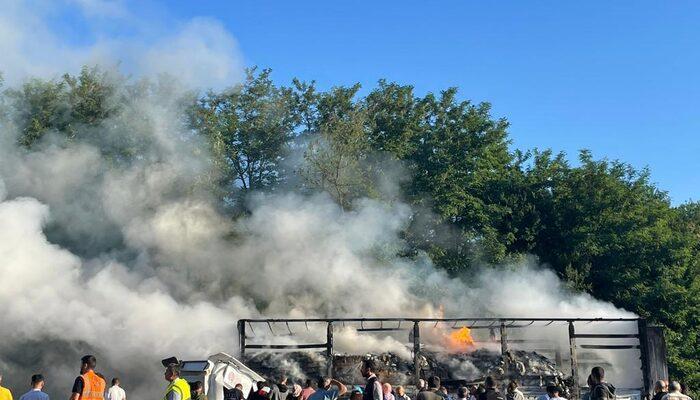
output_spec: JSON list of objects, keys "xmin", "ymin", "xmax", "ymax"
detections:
[{"xmin": 245, "ymin": 349, "xmax": 572, "ymax": 396}]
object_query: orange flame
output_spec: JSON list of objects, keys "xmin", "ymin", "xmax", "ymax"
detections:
[{"xmin": 447, "ymin": 327, "xmax": 475, "ymax": 352}]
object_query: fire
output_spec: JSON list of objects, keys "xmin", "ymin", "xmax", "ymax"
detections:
[{"xmin": 447, "ymin": 327, "xmax": 475, "ymax": 351}]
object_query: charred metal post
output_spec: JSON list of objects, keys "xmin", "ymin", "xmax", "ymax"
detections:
[
  {"xmin": 500, "ymin": 322, "xmax": 510, "ymax": 373},
  {"xmin": 500, "ymin": 322, "xmax": 509, "ymax": 355},
  {"xmin": 413, "ymin": 321, "xmax": 421, "ymax": 385},
  {"xmin": 238, "ymin": 319, "xmax": 246, "ymax": 358},
  {"xmin": 644, "ymin": 326, "xmax": 669, "ymax": 393},
  {"xmin": 638, "ymin": 319, "xmax": 652, "ymax": 400},
  {"xmin": 568, "ymin": 321, "xmax": 579, "ymax": 400},
  {"xmin": 327, "ymin": 321, "xmax": 334, "ymax": 377}
]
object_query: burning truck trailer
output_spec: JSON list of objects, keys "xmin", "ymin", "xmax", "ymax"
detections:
[{"xmin": 237, "ymin": 318, "xmax": 669, "ymax": 400}]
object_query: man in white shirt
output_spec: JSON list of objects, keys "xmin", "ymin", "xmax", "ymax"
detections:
[{"xmin": 106, "ymin": 378, "xmax": 126, "ymax": 400}]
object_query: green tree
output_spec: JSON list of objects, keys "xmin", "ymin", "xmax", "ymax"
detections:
[
  {"xmin": 191, "ymin": 68, "xmax": 299, "ymax": 204},
  {"xmin": 8, "ymin": 78, "xmax": 70, "ymax": 147},
  {"xmin": 405, "ymin": 90, "xmax": 514, "ymax": 268},
  {"xmin": 8, "ymin": 66, "xmax": 119, "ymax": 148},
  {"xmin": 298, "ymin": 84, "xmax": 376, "ymax": 209}
]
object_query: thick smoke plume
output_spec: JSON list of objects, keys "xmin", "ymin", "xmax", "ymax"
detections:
[
  {"xmin": 0, "ymin": 77, "xmax": 636, "ymax": 397},
  {"xmin": 0, "ymin": 4, "xmax": 638, "ymax": 399}
]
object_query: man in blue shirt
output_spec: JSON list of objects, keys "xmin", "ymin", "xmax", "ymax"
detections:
[
  {"xmin": 308, "ymin": 377, "xmax": 347, "ymax": 400},
  {"xmin": 19, "ymin": 375, "xmax": 49, "ymax": 400}
]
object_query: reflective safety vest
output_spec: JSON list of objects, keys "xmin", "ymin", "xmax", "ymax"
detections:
[
  {"xmin": 164, "ymin": 378, "xmax": 191, "ymax": 400},
  {"xmin": 80, "ymin": 370, "xmax": 106, "ymax": 400}
]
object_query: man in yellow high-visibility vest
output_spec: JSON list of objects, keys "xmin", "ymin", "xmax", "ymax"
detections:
[{"xmin": 162, "ymin": 358, "xmax": 191, "ymax": 400}]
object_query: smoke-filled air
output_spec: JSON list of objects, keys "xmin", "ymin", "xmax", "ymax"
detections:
[{"xmin": 2, "ymin": 1, "xmax": 700, "ymax": 399}]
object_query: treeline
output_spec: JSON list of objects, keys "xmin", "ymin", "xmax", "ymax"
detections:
[{"xmin": 2, "ymin": 67, "xmax": 698, "ymax": 389}]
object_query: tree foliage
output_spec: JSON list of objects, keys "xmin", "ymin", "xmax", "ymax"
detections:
[
  {"xmin": 191, "ymin": 68, "xmax": 298, "ymax": 201},
  {"xmin": 8, "ymin": 66, "xmax": 118, "ymax": 147}
]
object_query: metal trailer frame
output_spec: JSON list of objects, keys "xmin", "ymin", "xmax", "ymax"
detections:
[{"xmin": 237, "ymin": 317, "xmax": 665, "ymax": 400}]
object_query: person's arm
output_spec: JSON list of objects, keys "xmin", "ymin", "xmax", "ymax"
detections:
[
  {"xmin": 373, "ymin": 381, "xmax": 383, "ymax": 400},
  {"xmin": 167, "ymin": 390, "xmax": 182, "ymax": 400},
  {"xmin": 331, "ymin": 380, "xmax": 347, "ymax": 397},
  {"xmin": 70, "ymin": 377, "xmax": 84, "ymax": 400}
]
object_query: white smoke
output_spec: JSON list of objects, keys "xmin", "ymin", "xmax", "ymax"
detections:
[
  {"xmin": 0, "ymin": 3, "xmax": 641, "ymax": 398},
  {"xmin": 0, "ymin": 0, "xmax": 243, "ymax": 88},
  {"xmin": 0, "ymin": 111, "xmax": 638, "ymax": 398}
]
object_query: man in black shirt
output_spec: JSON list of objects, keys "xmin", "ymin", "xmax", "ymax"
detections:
[
  {"xmin": 361, "ymin": 360, "xmax": 383, "ymax": 400},
  {"xmin": 224, "ymin": 384, "xmax": 245, "ymax": 400},
  {"xmin": 270, "ymin": 376, "xmax": 289, "ymax": 400}
]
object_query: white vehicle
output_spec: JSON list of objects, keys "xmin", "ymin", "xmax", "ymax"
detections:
[{"xmin": 180, "ymin": 353, "xmax": 266, "ymax": 400}]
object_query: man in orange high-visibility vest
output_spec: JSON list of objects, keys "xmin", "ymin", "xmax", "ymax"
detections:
[{"xmin": 70, "ymin": 355, "xmax": 106, "ymax": 400}]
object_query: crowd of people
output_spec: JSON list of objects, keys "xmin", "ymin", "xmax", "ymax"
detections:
[
  {"xmin": 240, "ymin": 362, "xmax": 693, "ymax": 400},
  {"xmin": 0, "ymin": 356, "xmax": 126, "ymax": 400},
  {"xmin": 651, "ymin": 380, "xmax": 693, "ymax": 400},
  {"xmin": 0, "ymin": 357, "xmax": 693, "ymax": 400}
]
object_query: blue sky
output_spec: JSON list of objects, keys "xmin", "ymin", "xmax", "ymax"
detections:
[{"xmin": 39, "ymin": 1, "xmax": 700, "ymax": 204}]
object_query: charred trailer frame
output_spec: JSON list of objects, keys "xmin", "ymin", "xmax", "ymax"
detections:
[{"xmin": 236, "ymin": 317, "xmax": 668, "ymax": 400}]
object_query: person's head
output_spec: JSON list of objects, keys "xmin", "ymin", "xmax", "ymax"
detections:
[
  {"xmin": 112, "ymin": 378, "xmax": 121, "ymax": 387},
  {"xmin": 81, "ymin": 355, "xmax": 97, "ymax": 374},
  {"xmin": 586, "ymin": 375, "xmax": 594, "ymax": 388},
  {"xmin": 396, "ymin": 386, "xmax": 406, "ymax": 397},
  {"xmin": 428, "ymin": 376, "xmax": 441, "ymax": 390},
  {"xmin": 351, "ymin": 390, "xmax": 363, "ymax": 400},
  {"xmin": 418, "ymin": 379, "xmax": 426, "ymax": 390},
  {"xmin": 591, "ymin": 367, "xmax": 605, "ymax": 384},
  {"xmin": 31, "ymin": 374, "xmax": 45, "ymax": 390},
  {"xmin": 458, "ymin": 387, "xmax": 469, "ymax": 399},
  {"xmin": 680, "ymin": 383, "xmax": 688, "ymax": 395},
  {"xmin": 304, "ymin": 380, "xmax": 313, "ymax": 389},
  {"xmin": 164, "ymin": 363, "xmax": 180, "ymax": 382},
  {"xmin": 477, "ymin": 385, "xmax": 485, "ymax": 394},
  {"xmin": 278, "ymin": 375, "xmax": 288, "ymax": 385},
  {"xmin": 236, "ymin": 384, "xmax": 243, "ymax": 390},
  {"xmin": 192, "ymin": 381, "xmax": 204, "ymax": 394},
  {"xmin": 383, "ymin": 383, "xmax": 392, "ymax": 395},
  {"xmin": 507, "ymin": 382, "xmax": 518, "ymax": 394},
  {"xmin": 293, "ymin": 384, "xmax": 302, "ymax": 398},
  {"xmin": 485, "ymin": 377, "xmax": 497, "ymax": 389},
  {"xmin": 361, "ymin": 359, "xmax": 377, "ymax": 378},
  {"xmin": 317, "ymin": 377, "xmax": 331, "ymax": 390},
  {"xmin": 469, "ymin": 385, "xmax": 478, "ymax": 395},
  {"xmin": 654, "ymin": 380, "xmax": 668, "ymax": 394},
  {"xmin": 546, "ymin": 384, "xmax": 559, "ymax": 397},
  {"xmin": 259, "ymin": 385, "xmax": 271, "ymax": 398},
  {"xmin": 668, "ymin": 382, "xmax": 681, "ymax": 394},
  {"xmin": 440, "ymin": 387, "xmax": 448, "ymax": 395}
]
